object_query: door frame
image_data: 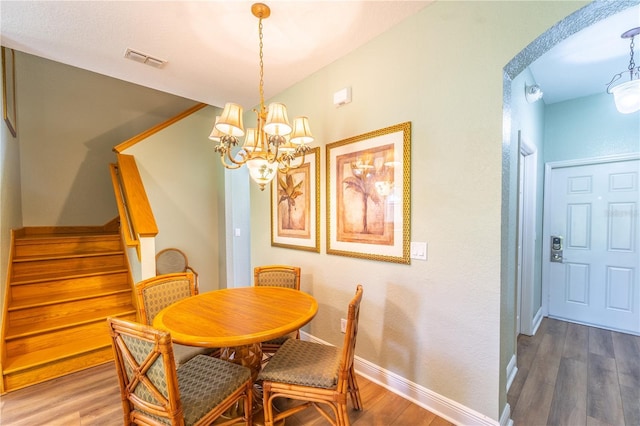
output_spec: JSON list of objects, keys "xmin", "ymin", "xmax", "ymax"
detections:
[
  {"xmin": 517, "ymin": 133, "xmax": 538, "ymax": 336},
  {"xmin": 541, "ymin": 152, "xmax": 640, "ymax": 317}
]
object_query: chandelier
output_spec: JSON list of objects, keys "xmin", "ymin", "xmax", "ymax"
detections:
[
  {"xmin": 209, "ymin": 3, "xmax": 313, "ymax": 190},
  {"xmin": 606, "ymin": 27, "xmax": 640, "ymax": 114}
]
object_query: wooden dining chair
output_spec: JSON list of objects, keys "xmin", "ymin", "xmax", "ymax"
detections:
[
  {"xmin": 156, "ymin": 248, "xmax": 199, "ymax": 291},
  {"xmin": 258, "ymin": 285, "xmax": 364, "ymax": 426},
  {"xmin": 106, "ymin": 317, "xmax": 253, "ymax": 426},
  {"xmin": 253, "ymin": 265, "xmax": 301, "ymax": 357},
  {"xmin": 135, "ymin": 272, "xmax": 216, "ymax": 365}
]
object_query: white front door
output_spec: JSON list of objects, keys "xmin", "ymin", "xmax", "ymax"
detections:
[{"xmin": 543, "ymin": 156, "xmax": 640, "ymax": 334}]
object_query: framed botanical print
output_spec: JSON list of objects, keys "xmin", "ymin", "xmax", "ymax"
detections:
[
  {"xmin": 270, "ymin": 146, "xmax": 320, "ymax": 252},
  {"xmin": 326, "ymin": 122, "xmax": 411, "ymax": 264}
]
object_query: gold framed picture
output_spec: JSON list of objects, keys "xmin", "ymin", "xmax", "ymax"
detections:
[
  {"xmin": 2, "ymin": 47, "xmax": 17, "ymax": 137},
  {"xmin": 326, "ymin": 122, "xmax": 411, "ymax": 264},
  {"xmin": 270, "ymin": 146, "xmax": 320, "ymax": 252}
]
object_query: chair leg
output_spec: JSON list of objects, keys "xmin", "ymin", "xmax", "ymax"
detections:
[
  {"xmin": 245, "ymin": 382, "xmax": 254, "ymax": 425},
  {"xmin": 337, "ymin": 402, "xmax": 351, "ymax": 426},
  {"xmin": 347, "ymin": 367, "xmax": 362, "ymax": 411},
  {"xmin": 262, "ymin": 383, "xmax": 274, "ymax": 426}
]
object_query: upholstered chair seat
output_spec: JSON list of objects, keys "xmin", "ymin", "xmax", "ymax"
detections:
[
  {"xmin": 258, "ymin": 285, "xmax": 364, "ymax": 426},
  {"xmin": 107, "ymin": 317, "xmax": 252, "ymax": 426}
]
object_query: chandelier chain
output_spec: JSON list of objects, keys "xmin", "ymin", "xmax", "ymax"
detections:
[
  {"xmin": 629, "ymin": 36, "xmax": 636, "ymax": 72},
  {"xmin": 258, "ymin": 17, "xmax": 265, "ymax": 110}
]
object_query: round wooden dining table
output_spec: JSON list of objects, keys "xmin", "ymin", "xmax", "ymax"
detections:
[{"xmin": 153, "ymin": 286, "xmax": 318, "ymax": 377}]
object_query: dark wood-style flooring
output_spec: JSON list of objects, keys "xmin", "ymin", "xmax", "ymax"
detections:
[
  {"xmin": 0, "ymin": 361, "xmax": 454, "ymax": 425},
  {"xmin": 3, "ymin": 318, "xmax": 637, "ymax": 425},
  {"xmin": 508, "ymin": 317, "xmax": 640, "ymax": 426}
]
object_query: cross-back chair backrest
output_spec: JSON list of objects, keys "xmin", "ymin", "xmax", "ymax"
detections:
[
  {"xmin": 254, "ymin": 265, "xmax": 301, "ymax": 290},
  {"xmin": 337, "ymin": 285, "xmax": 363, "ymax": 392},
  {"xmin": 107, "ymin": 317, "xmax": 183, "ymax": 425},
  {"xmin": 136, "ymin": 272, "xmax": 197, "ymax": 325}
]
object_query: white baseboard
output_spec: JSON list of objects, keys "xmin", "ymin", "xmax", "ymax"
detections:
[
  {"xmin": 499, "ymin": 403, "xmax": 514, "ymax": 426},
  {"xmin": 531, "ymin": 307, "xmax": 543, "ymax": 335},
  {"xmin": 301, "ymin": 331, "xmax": 499, "ymax": 426},
  {"xmin": 506, "ymin": 354, "xmax": 518, "ymax": 393}
]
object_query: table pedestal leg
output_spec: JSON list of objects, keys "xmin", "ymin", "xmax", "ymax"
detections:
[
  {"xmin": 218, "ymin": 344, "xmax": 284, "ymax": 425},
  {"xmin": 219, "ymin": 343, "xmax": 263, "ymax": 380}
]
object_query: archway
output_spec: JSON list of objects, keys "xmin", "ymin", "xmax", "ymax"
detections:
[{"xmin": 499, "ymin": 0, "xmax": 639, "ymax": 421}]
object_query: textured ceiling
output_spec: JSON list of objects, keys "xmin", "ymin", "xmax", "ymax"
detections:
[
  {"xmin": 1, "ymin": 2, "xmax": 639, "ymax": 107},
  {"xmin": 0, "ymin": 1, "xmax": 431, "ymax": 107}
]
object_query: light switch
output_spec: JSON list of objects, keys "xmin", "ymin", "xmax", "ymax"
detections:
[
  {"xmin": 234, "ymin": 228, "xmax": 241, "ymax": 237},
  {"xmin": 410, "ymin": 241, "xmax": 427, "ymax": 260}
]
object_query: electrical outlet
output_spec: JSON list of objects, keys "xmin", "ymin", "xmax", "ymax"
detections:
[{"xmin": 340, "ymin": 318, "xmax": 347, "ymax": 333}]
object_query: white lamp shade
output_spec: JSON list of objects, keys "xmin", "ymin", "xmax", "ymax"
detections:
[
  {"xmin": 216, "ymin": 103, "xmax": 245, "ymax": 136},
  {"xmin": 263, "ymin": 102, "xmax": 292, "ymax": 136},
  {"xmin": 208, "ymin": 116, "xmax": 223, "ymax": 141},
  {"xmin": 611, "ymin": 79, "xmax": 640, "ymax": 114},
  {"xmin": 242, "ymin": 128, "xmax": 262, "ymax": 152},
  {"xmin": 246, "ymin": 158, "xmax": 278, "ymax": 190},
  {"xmin": 290, "ymin": 116, "xmax": 314, "ymax": 145}
]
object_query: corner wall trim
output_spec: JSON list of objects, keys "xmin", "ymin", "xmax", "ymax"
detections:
[{"xmin": 301, "ymin": 331, "xmax": 499, "ymax": 426}]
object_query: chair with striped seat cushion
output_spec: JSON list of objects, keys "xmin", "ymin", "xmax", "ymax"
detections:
[
  {"xmin": 107, "ymin": 317, "xmax": 252, "ymax": 426},
  {"xmin": 258, "ymin": 285, "xmax": 363, "ymax": 426},
  {"xmin": 253, "ymin": 265, "xmax": 301, "ymax": 358},
  {"xmin": 136, "ymin": 272, "xmax": 216, "ymax": 365}
]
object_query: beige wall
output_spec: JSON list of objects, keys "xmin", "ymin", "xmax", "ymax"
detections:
[
  {"xmin": 249, "ymin": 1, "xmax": 586, "ymax": 420},
  {"xmin": 0, "ymin": 52, "xmax": 200, "ymax": 328},
  {"xmin": 0, "ymin": 48, "xmax": 23, "ymax": 323},
  {"xmin": 125, "ymin": 105, "xmax": 227, "ymax": 291},
  {"xmin": 16, "ymin": 52, "xmax": 197, "ymax": 226}
]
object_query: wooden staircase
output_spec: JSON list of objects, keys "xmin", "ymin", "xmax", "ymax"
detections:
[{"xmin": 1, "ymin": 223, "xmax": 137, "ymax": 394}]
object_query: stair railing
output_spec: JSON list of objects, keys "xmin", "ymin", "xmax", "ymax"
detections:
[{"xmin": 109, "ymin": 153, "xmax": 158, "ymax": 280}]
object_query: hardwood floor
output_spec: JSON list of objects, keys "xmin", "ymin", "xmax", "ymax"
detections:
[
  {"xmin": 508, "ymin": 318, "xmax": 640, "ymax": 426},
  {"xmin": 0, "ymin": 361, "xmax": 454, "ymax": 425},
  {"xmin": 6, "ymin": 318, "xmax": 634, "ymax": 425}
]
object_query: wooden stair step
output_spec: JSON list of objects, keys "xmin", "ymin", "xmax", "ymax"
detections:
[
  {"xmin": 7, "ymin": 293, "xmax": 135, "ymax": 330},
  {"xmin": 2, "ymin": 346, "xmax": 115, "ymax": 393},
  {"xmin": 2, "ymin": 333, "xmax": 115, "ymax": 375},
  {"xmin": 11, "ymin": 257, "xmax": 126, "ymax": 279},
  {"xmin": 8, "ymin": 287, "xmax": 133, "ymax": 311},
  {"xmin": 12, "ymin": 250, "xmax": 124, "ymax": 262},
  {"xmin": 4, "ymin": 312, "xmax": 137, "ymax": 365},
  {"xmin": 16, "ymin": 231, "xmax": 119, "ymax": 240},
  {"xmin": 10, "ymin": 265, "xmax": 128, "ymax": 286},
  {"xmin": 14, "ymin": 233, "xmax": 120, "ymax": 255},
  {"xmin": 5, "ymin": 307, "xmax": 136, "ymax": 341}
]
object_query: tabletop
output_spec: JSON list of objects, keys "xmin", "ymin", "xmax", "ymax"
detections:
[{"xmin": 152, "ymin": 286, "xmax": 318, "ymax": 348}]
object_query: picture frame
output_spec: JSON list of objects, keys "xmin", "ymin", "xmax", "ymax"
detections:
[
  {"xmin": 1, "ymin": 47, "xmax": 17, "ymax": 137},
  {"xmin": 326, "ymin": 122, "xmax": 411, "ymax": 264},
  {"xmin": 271, "ymin": 146, "xmax": 320, "ymax": 252}
]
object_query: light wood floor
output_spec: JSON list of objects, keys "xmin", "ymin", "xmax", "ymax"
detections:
[
  {"xmin": 0, "ymin": 361, "xmax": 454, "ymax": 425},
  {"xmin": 508, "ymin": 317, "xmax": 640, "ymax": 426}
]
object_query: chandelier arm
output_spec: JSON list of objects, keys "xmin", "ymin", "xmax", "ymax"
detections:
[
  {"xmin": 606, "ymin": 72, "xmax": 624, "ymax": 94},
  {"xmin": 226, "ymin": 149, "xmax": 251, "ymax": 167},
  {"xmin": 218, "ymin": 153, "xmax": 244, "ymax": 170}
]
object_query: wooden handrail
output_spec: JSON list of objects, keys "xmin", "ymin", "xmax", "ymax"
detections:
[
  {"xmin": 112, "ymin": 103, "xmax": 207, "ymax": 153},
  {"xmin": 115, "ymin": 154, "xmax": 158, "ymax": 238},
  {"xmin": 109, "ymin": 163, "xmax": 138, "ymax": 251}
]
